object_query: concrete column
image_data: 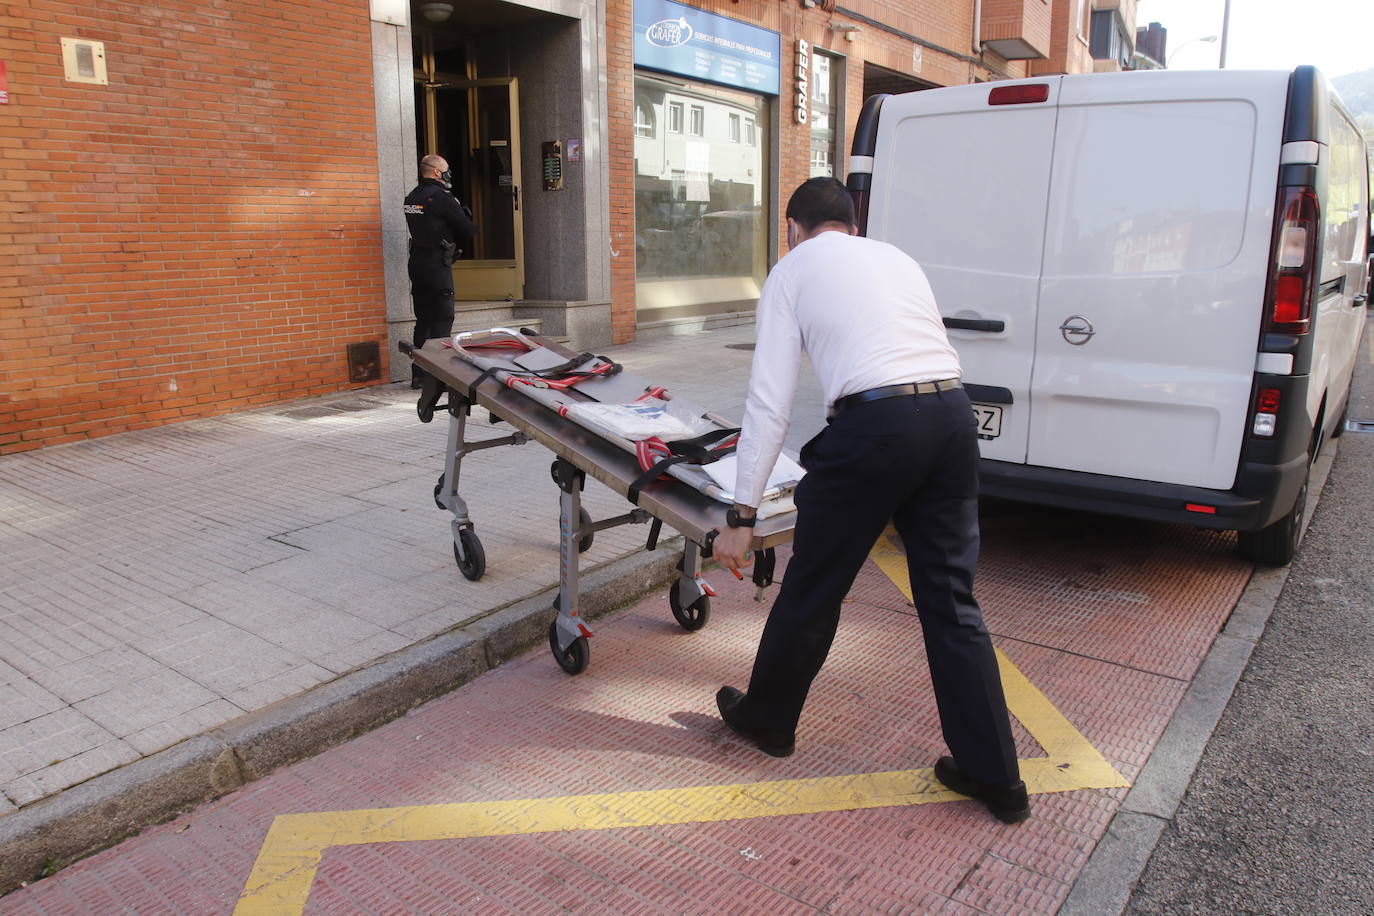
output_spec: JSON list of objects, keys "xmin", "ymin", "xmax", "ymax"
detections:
[{"xmin": 370, "ymin": 3, "xmax": 418, "ymax": 382}]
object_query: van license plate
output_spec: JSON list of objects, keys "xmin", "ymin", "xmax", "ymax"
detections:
[{"xmin": 972, "ymin": 404, "xmax": 1002, "ymax": 440}]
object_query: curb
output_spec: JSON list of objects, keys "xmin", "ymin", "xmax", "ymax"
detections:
[
  {"xmin": 1058, "ymin": 443, "xmax": 1337, "ymax": 916},
  {"xmin": 0, "ymin": 541, "xmax": 684, "ymax": 895}
]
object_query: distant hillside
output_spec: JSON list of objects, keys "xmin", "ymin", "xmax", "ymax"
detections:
[{"xmin": 1332, "ymin": 69, "xmax": 1374, "ymax": 139}]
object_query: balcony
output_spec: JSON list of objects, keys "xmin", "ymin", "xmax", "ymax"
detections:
[{"xmin": 980, "ymin": 0, "xmax": 1052, "ymax": 60}]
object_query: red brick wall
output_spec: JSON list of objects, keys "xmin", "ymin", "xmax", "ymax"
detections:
[
  {"xmin": 606, "ymin": 0, "xmax": 638, "ymax": 344},
  {"xmin": 0, "ymin": 1, "xmax": 387, "ymax": 454}
]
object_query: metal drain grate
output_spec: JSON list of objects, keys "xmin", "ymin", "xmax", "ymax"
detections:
[
  {"xmin": 1344, "ymin": 419, "xmax": 1374, "ymax": 433},
  {"xmin": 724, "ymin": 343, "xmax": 756, "ymax": 351}
]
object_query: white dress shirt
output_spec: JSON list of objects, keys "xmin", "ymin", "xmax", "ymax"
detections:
[{"xmin": 733, "ymin": 230, "xmax": 962, "ymax": 508}]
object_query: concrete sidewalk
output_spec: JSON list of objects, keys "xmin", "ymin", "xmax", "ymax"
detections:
[{"xmin": 0, "ymin": 324, "xmax": 826, "ymax": 889}]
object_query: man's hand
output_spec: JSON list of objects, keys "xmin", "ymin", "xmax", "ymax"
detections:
[{"xmin": 712, "ymin": 525, "xmax": 753, "ymax": 571}]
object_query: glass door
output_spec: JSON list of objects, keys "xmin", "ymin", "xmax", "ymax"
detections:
[{"xmin": 416, "ymin": 42, "xmax": 524, "ymax": 300}]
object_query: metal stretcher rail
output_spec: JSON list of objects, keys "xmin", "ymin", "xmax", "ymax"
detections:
[{"xmin": 401, "ymin": 332, "xmax": 797, "ymax": 674}]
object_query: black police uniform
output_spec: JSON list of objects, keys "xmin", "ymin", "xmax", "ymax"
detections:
[{"xmin": 403, "ymin": 177, "xmax": 477, "ymax": 384}]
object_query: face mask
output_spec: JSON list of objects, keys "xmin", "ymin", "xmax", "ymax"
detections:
[{"xmin": 438, "ymin": 169, "xmax": 453, "ymax": 189}]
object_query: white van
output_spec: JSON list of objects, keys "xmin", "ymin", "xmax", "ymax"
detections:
[{"xmin": 847, "ymin": 67, "xmax": 1371, "ymax": 565}]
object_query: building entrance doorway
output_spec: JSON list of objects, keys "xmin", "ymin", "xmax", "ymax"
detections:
[{"xmin": 414, "ymin": 31, "xmax": 524, "ymax": 300}]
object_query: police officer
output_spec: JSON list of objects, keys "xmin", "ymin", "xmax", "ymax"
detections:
[{"xmin": 404, "ymin": 154, "xmax": 477, "ymax": 387}]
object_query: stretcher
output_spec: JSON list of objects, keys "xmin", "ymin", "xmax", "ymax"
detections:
[{"xmin": 400, "ymin": 328, "xmax": 800, "ymax": 674}]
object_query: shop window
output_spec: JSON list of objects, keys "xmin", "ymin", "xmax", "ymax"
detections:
[
  {"xmin": 809, "ymin": 51, "xmax": 842, "ymax": 177},
  {"xmin": 633, "ymin": 73, "xmax": 771, "ymax": 324}
]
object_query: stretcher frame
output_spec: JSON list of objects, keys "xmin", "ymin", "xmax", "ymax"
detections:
[{"xmin": 401, "ymin": 330, "xmax": 797, "ymax": 674}]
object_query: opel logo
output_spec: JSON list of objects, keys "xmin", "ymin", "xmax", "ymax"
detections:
[
  {"xmin": 646, "ymin": 17, "xmax": 693, "ymax": 47},
  {"xmin": 1059, "ymin": 315, "xmax": 1095, "ymax": 345}
]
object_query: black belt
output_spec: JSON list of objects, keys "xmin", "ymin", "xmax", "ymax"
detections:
[{"xmin": 830, "ymin": 379, "xmax": 962, "ymax": 417}]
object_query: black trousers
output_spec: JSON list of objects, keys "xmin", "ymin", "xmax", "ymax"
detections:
[
  {"xmin": 408, "ymin": 249, "xmax": 456, "ymax": 380},
  {"xmin": 740, "ymin": 388, "xmax": 1020, "ymax": 786}
]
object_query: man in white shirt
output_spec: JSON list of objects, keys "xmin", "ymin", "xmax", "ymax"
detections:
[{"xmin": 711, "ymin": 177, "xmax": 1027, "ymax": 824}]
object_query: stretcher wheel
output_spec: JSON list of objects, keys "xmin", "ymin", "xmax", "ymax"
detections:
[
  {"xmin": 547, "ymin": 621, "xmax": 589, "ymax": 675},
  {"xmin": 669, "ymin": 589, "xmax": 710, "ymax": 631},
  {"xmin": 433, "ymin": 472, "xmax": 446, "ymax": 509},
  {"xmin": 453, "ymin": 528, "xmax": 485, "ymax": 581},
  {"xmin": 578, "ymin": 507, "xmax": 594, "ymax": 553}
]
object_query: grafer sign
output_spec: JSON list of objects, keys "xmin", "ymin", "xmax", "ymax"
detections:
[{"xmin": 633, "ymin": 0, "xmax": 780, "ymax": 95}]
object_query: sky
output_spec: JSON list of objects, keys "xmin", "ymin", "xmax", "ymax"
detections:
[{"xmin": 1136, "ymin": 0, "xmax": 1374, "ymax": 78}]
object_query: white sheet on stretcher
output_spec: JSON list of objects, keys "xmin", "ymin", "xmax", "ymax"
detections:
[
  {"xmin": 701, "ymin": 453, "xmax": 805, "ymax": 519},
  {"xmin": 561, "ymin": 401, "xmax": 716, "ymax": 441}
]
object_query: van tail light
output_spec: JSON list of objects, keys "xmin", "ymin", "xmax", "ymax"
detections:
[
  {"xmin": 988, "ymin": 84, "xmax": 1050, "ymax": 106},
  {"xmin": 1264, "ymin": 187, "xmax": 1320, "ymax": 334},
  {"xmin": 1252, "ymin": 387, "xmax": 1281, "ymax": 437}
]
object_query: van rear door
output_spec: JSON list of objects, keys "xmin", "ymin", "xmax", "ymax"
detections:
[
  {"xmin": 1027, "ymin": 71, "xmax": 1290, "ymax": 488},
  {"xmin": 863, "ymin": 79, "xmax": 1061, "ymax": 464}
]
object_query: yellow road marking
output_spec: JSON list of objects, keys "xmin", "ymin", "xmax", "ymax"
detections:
[{"xmin": 234, "ymin": 536, "xmax": 1128, "ymax": 915}]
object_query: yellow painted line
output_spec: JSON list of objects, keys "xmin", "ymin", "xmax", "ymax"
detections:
[{"xmin": 234, "ymin": 533, "xmax": 1128, "ymax": 916}]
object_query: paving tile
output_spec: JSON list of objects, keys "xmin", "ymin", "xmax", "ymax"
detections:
[
  {"xmin": 0, "ymin": 707, "xmax": 120, "ymax": 784},
  {"xmin": 311, "ymin": 630, "xmax": 415, "ymax": 675},
  {"xmin": 2, "ymin": 738, "xmax": 142, "ymax": 807},
  {"xmin": 224, "ymin": 664, "xmax": 336, "ymax": 711},
  {"xmin": 0, "ymin": 660, "xmax": 66, "ymax": 729},
  {"xmin": 123, "ymin": 698, "xmax": 246, "ymax": 757},
  {"xmin": 73, "ymin": 668, "xmax": 219, "ymax": 738},
  {"xmin": 24, "ymin": 646, "xmax": 166, "ymax": 706}
]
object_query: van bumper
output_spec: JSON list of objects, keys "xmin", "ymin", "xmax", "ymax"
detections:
[{"xmin": 977, "ymin": 456, "xmax": 1308, "ymax": 532}]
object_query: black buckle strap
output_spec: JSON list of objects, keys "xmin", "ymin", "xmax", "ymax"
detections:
[{"xmin": 662, "ymin": 427, "xmax": 740, "ymax": 462}]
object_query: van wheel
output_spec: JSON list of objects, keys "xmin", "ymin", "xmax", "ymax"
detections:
[{"xmin": 1237, "ymin": 471, "xmax": 1308, "ymax": 567}]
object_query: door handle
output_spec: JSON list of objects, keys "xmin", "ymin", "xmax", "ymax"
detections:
[
  {"xmin": 512, "ymin": 185, "xmax": 519, "ymax": 211},
  {"xmin": 943, "ymin": 317, "xmax": 1005, "ymax": 333}
]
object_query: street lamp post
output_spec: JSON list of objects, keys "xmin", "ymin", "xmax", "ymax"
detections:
[
  {"xmin": 1219, "ymin": 0, "xmax": 1232, "ymax": 68},
  {"xmin": 1167, "ymin": 34, "xmax": 1219, "ymax": 68}
]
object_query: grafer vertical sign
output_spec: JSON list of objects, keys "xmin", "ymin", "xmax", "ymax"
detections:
[{"xmin": 795, "ymin": 39, "xmax": 809, "ymax": 123}]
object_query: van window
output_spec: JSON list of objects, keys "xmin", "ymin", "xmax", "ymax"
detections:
[
  {"xmin": 1049, "ymin": 101, "xmax": 1256, "ymax": 274},
  {"xmin": 886, "ymin": 109, "xmax": 1055, "ymax": 277},
  {"xmin": 1322, "ymin": 109, "xmax": 1364, "ymax": 279}
]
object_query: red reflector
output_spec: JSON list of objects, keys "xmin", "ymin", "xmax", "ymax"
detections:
[
  {"xmin": 1185, "ymin": 503, "xmax": 1218, "ymax": 515},
  {"xmin": 578, "ymin": 624, "xmax": 594, "ymax": 638},
  {"xmin": 1257, "ymin": 387, "xmax": 1281, "ymax": 413},
  {"xmin": 1272, "ymin": 275, "xmax": 1305, "ymax": 324},
  {"xmin": 989, "ymin": 84, "xmax": 1050, "ymax": 106}
]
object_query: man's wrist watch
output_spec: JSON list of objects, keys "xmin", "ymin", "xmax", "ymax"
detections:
[{"xmin": 725, "ymin": 507, "xmax": 757, "ymax": 529}]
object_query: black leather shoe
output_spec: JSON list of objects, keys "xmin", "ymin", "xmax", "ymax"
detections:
[
  {"xmin": 715, "ymin": 687, "xmax": 795, "ymax": 758},
  {"xmin": 410, "ymin": 377, "xmax": 425, "ymax": 390},
  {"xmin": 933, "ymin": 756, "xmax": 1030, "ymax": 824}
]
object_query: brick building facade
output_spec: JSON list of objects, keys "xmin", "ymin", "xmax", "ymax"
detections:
[{"xmin": 1, "ymin": 0, "xmax": 1131, "ymax": 454}]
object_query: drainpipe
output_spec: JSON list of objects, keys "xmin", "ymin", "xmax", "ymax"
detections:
[{"xmin": 972, "ymin": 0, "xmax": 981, "ymax": 55}]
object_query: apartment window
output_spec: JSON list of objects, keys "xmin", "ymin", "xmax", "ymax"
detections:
[
  {"xmin": 689, "ymin": 105, "xmax": 705, "ymax": 136},
  {"xmin": 745, "ymin": 117, "xmax": 756, "ymax": 146},
  {"xmin": 668, "ymin": 101, "xmax": 684, "ymax": 133},
  {"xmin": 635, "ymin": 100, "xmax": 655, "ymax": 138},
  {"xmin": 729, "ymin": 113, "xmax": 741, "ymax": 142}
]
